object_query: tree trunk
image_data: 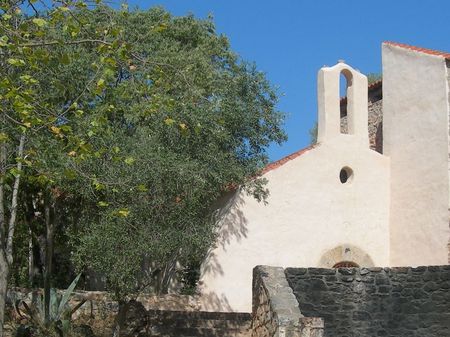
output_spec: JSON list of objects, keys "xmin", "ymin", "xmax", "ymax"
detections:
[
  {"xmin": 44, "ymin": 199, "xmax": 55, "ymax": 325},
  {"xmin": 0, "ymin": 142, "xmax": 6, "ymax": 337},
  {"xmin": 0, "ymin": 135, "xmax": 25, "ymax": 334},
  {"xmin": 28, "ymin": 228, "xmax": 34, "ymax": 287},
  {"xmin": 0, "ymin": 249, "xmax": 9, "ymax": 337},
  {"xmin": 112, "ymin": 300, "xmax": 127, "ymax": 337}
]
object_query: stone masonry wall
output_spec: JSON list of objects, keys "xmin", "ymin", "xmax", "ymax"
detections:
[
  {"xmin": 340, "ymin": 82, "xmax": 383, "ymax": 153},
  {"xmin": 285, "ymin": 266, "xmax": 450, "ymax": 337},
  {"xmin": 252, "ymin": 266, "xmax": 324, "ymax": 337}
]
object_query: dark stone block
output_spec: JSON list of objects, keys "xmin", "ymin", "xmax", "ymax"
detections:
[
  {"xmin": 287, "ymin": 267, "xmax": 307, "ymax": 275},
  {"xmin": 375, "ymin": 274, "xmax": 390, "ymax": 285},
  {"xmin": 325, "ymin": 275, "xmax": 338, "ymax": 283},
  {"xmin": 310, "ymin": 278, "xmax": 327, "ymax": 291},
  {"xmin": 411, "ymin": 266, "xmax": 427, "ymax": 274},
  {"xmin": 420, "ymin": 301, "xmax": 436, "ymax": 312},
  {"xmin": 309, "ymin": 268, "xmax": 336, "ymax": 275},
  {"xmin": 352, "ymin": 310, "xmax": 372, "ymax": 321},
  {"xmin": 338, "ymin": 268, "xmax": 356, "ymax": 275},
  {"xmin": 423, "ymin": 282, "xmax": 439, "ymax": 292},
  {"xmin": 369, "ymin": 267, "xmax": 383, "ymax": 272},
  {"xmin": 360, "ymin": 268, "xmax": 370, "ymax": 275},
  {"xmin": 377, "ymin": 286, "xmax": 390, "ymax": 294}
]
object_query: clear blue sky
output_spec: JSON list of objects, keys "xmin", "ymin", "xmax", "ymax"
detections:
[{"xmin": 129, "ymin": 0, "xmax": 450, "ymax": 161}]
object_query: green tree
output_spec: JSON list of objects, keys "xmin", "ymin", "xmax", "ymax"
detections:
[
  {"xmin": 70, "ymin": 6, "xmax": 286, "ymax": 299},
  {"xmin": 0, "ymin": 1, "xmax": 139, "ymax": 333},
  {"xmin": 1, "ymin": 2, "xmax": 287, "ymax": 335}
]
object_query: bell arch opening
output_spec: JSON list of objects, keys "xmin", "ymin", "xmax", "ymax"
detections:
[{"xmin": 340, "ymin": 69, "xmax": 354, "ymax": 135}]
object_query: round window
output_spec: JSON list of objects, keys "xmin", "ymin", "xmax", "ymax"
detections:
[{"xmin": 339, "ymin": 166, "xmax": 353, "ymax": 184}]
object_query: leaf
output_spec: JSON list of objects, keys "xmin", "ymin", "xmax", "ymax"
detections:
[
  {"xmin": 50, "ymin": 288, "xmax": 58, "ymax": 320},
  {"xmin": 20, "ymin": 75, "xmax": 38, "ymax": 84},
  {"xmin": 117, "ymin": 209, "xmax": 130, "ymax": 217},
  {"xmin": 50, "ymin": 126, "xmax": 61, "ymax": 134},
  {"xmin": 32, "ymin": 18, "xmax": 47, "ymax": 27},
  {"xmin": 93, "ymin": 179, "xmax": 104, "ymax": 190},
  {"xmin": 98, "ymin": 201, "xmax": 109, "ymax": 207},
  {"xmin": 60, "ymin": 53, "xmax": 71, "ymax": 65},
  {"xmin": 137, "ymin": 184, "xmax": 148, "ymax": 192},
  {"xmin": 57, "ymin": 274, "xmax": 81, "ymax": 320},
  {"xmin": 0, "ymin": 133, "xmax": 8, "ymax": 143},
  {"xmin": 9, "ymin": 167, "xmax": 21, "ymax": 177},
  {"xmin": 0, "ymin": 36, "xmax": 8, "ymax": 47},
  {"xmin": 154, "ymin": 23, "xmax": 168, "ymax": 32},
  {"xmin": 164, "ymin": 118, "xmax": 175, "ymax": 126},
  {"xmin": 124, "ymin": 157, "xmax": 135, "ymax": 165},
  {"xmin": 97, "ymin": 78, "xmax": 105, "ymax": 88},
  {"xmin": 7, "ymin": 58, "xmax": 25, "ymax": 66},
  {"xmin": 75, "ymin": 110, "xmax": 84, "ymax": 117},
  {"xmin": 63, "ymin": 169, "xmax": 76, "ymax": 180}
]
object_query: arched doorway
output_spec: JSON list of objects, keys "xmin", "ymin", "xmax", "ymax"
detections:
[
  {"xmin": 332, "ymin": 261, "xmax": 359, "ymax": 268},
  {"xmin": 318, "ymin": 245, "xmax": 374, "ymax": 268}
]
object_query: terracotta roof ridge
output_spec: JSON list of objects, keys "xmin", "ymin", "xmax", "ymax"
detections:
[
  {"xmin": 261, "ymin": 145, "xmax": 315, "ymax": 174},
  {"xmin": 384, "ymin": 41, "xmax": 450, "ymax": 59}
]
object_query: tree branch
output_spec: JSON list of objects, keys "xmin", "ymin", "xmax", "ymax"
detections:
[
  {"xmin": 19, "ymin": 39, "xmax": 112, "ymax": 48},
  {"xmin": 0, "ymin": 142, "xmax": 5, "ymax": 249}
]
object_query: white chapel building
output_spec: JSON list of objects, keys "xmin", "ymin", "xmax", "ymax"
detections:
[{"xmin": 198, "ymin": 42, "xmax": 450, "ymax": 313}]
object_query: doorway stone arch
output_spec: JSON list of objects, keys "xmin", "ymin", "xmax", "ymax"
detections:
[{"xmin": 318, "ymin": 244, "xmax": 375, "ymax": 268}]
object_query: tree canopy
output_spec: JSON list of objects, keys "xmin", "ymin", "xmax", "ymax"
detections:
[{"xmin": 0, "ymin": 2, "xmax": 287, "ymax": 323}]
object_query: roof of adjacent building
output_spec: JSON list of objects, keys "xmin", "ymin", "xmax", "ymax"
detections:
[{"xmin": 384, "ymin": 41, "xmax": 450, "ymax": 59}]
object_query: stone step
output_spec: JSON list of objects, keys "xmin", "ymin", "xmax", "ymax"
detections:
[
  {"xmin": 150, "ymin": 317, "xmax": 251, "ymax": 329},
  {"xmin": 147, "ymin": 309, "xmax": 251, "ymax": 322},
  {"xmin": 146, "ymin": 309, "xmax": 252, "ymax": 337},
  {"xmin": 150, "ymin": 326, "xmax": 251, "ymax": 337}
]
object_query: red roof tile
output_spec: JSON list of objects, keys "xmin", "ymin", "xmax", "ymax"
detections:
[
  {"xmin": 384, "ymin": 41, "xmax": 450, "ymax": 59},
  {"xmin": 261, "ymin": 145, "xmax": 314, "ymax": 174}
]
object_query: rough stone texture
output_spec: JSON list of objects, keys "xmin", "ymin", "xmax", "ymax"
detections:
[
  {"xmin": 6, "ymin": 289, "xmax": 202, "ymax": 337},
  {"xmin": 341, "ymin": 83, "xmax": 383, "ymax": 153},
  {"xmin": 285, "ymin": 266, "xmax": 450, "ymax": 337},
  {"xmin": 252, "ymin": 266, "xmax": 324, "ymax": 337}
]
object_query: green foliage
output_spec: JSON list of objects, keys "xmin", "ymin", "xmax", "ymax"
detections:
[
  {"xmin": 1, "ymin": 1, "xmax": 287, "ymax": 302},
  {"xmin": 309, "ymin": 122, "xmax": 318, "ymax": 145},
  {"xmin": 367, "ymin": 72, "xmax": 382, "ymax": 84},
  {"xmin": 16, "ymin": 274, "xmax": 85, "ymax": 337}
]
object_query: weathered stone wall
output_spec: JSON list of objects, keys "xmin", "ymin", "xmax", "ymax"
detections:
[
  {"xmin": 251, "ymin": 266, "xmax": 324, "ymax": 337},
  {"xmin": 6, "ymin": 289, "xmax": 202, "ymax": 337},
  {"xmin": 340, "ymin": 83, "xmax": 383, "ymax": 153},
  {"xmin": 285, "ymin": 266, "xmax": 450, "ymax": 337}
]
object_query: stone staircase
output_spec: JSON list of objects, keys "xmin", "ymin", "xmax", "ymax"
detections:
[{"xmin": 148, "ymin": 309, "xmax": 252, "ymax": 337}]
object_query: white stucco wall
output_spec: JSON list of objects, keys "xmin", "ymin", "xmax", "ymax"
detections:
[
  {"xmin": 199, "ymin": 63, "xmax": 391, "ymax": 313},
  {"xmin": 383, "ymin": 43, "xmax": 450, "ymax": 266},
  {"xmin": 199, "ymin": 140, "xmax": 390, "ymax": 312}
]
